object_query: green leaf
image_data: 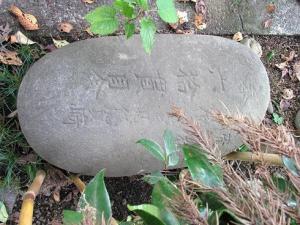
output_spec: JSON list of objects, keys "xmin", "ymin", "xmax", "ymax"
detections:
[
  {"xmin": 266, "ymin": 50, "xmax": 275, "ymax": 61},
  {"xmin": 136, "ymin": 0, "xmax": 149, "ymax": 10},
  {"xmin": 143, "ymin": 171, "xmax": 164, "ymax": 185},
  {"xmin": 151, "ymin": 178, "xmax": 181, "ymax": 225},
  {"xmin": 137, "ymin": 138, "xmax": 165, "ymax": 161},
  {"xmin": 272, "ymin": 113, "xmax": 284, "ymax": 125},
  {"xmin": 156, "ymin": 0, "xmax": 178, "ymax": 23},
  {"xmin": 0, "ymin": 202, "xmax": 8, "ymax": 223},
  {"xmin": 63, "ymin": 210, "xmax": 83, "ymax": 225},
  {"xmin": 182, "ymin": 144, "xmax": 224, "ymax": 188},
  {"xmin": 78, "ymin": 170, "xmax": 112, "ymax": 222},
  {"xmin": 272, "ymin": 174, "xmax": 289, "ymax": 192},
  {"xmin": 128, "ymin": 204, "xmax": 166, "ymax": 225},
  {"xmin": 282, "ymin": 156, "xmax": 300, "ymax": 176},
  {"xmin": 163, "ymin": 129, "xmax": 179, "ymax": 167},
  {"xmin": 125, "ymin": 22, "xmax": 135, "ymax": 39},
  {"xmin": 140, "ymin": 17, "xmax": 156, "ymax": 54},
  {"xmin": 238, "ymin": 144, "xmax": 249, "ymax": 152},
  {"xmin": 114, "ymin": 0, "xmax": 135, "ymax": 18},
  {"xmin": 85, "ymin": 6, "xmax": 119, "ymax": 35}
]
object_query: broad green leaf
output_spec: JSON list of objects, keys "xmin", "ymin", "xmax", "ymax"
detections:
[
  {"xmin": 114, "ymin": 0, "xmax": 135, "ymax": 18},
  {"xmin": 137, "ymin": 139, "xmax": 164, "ymax": 161},
  {"xmin": 0, "ymin": 202, "xmax": 8, "ymax": 223},
  {"xmin": 140, "ymin": 17, "xmax": 156, "ymax": 54},
  {"xmin": 151, "ymin": 178, "xmax": 181, "ymax": 225},
  {"xmin": 182, "ymin": 144, "xmax": 224, "ymax": 188},
  {"xmin": 63, "ymin": 210, "xmax": 83, "ymax": 225},
  {"xmin": 85, "ymin": 6, "xmax": 119, "ymax": 35},
  {"xmin": 128, "ymin": 204, "xmax": 166, "ymax": 225},
  {"xmin": 156, "ymin": 0, "xmax": 178, "ymax": 23},
  {"xmin": 136, "ymin": 0, "xmax": 149, "ymax": 10},
  {"xmin": 163, "ymin": 129, "xmax": 179, "ymax": 167},
  {"xmin": 199, "ymin": 192, "xmax": 224, "ymax": 211},
  {"xmin": 125, "ymin": 22, "xmax": 135, "ymax": 39},
  {"xmin": 272, "ymin": 174, "xmax": 289, "ymax": 192},
  {"xmin": 143, "ymin": 171, "xmax": 164, "ymax": 185},
  {"xmin": 78, "ymin": 170, "xmax": 112, "ymax": 222},
  {"xmin": 282, "ymin": 156, "xmax": 300, "ymax": 176}
]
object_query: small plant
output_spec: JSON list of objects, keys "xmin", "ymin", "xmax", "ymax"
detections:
[
  {"xmin": 63, "ymin": 108, "xmax": 300, "ymax": 225},
  {"xmin": 85, "ymin": 0, "xmax": 178, "ymax": 53}
]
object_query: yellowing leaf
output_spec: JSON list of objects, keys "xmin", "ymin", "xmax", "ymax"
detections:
[
  {"xmin": 10, "ymin": 31, "xmax": 36, "ymax": 45},
  {"xmin": 52, "ymin": 38, "xmax": 69, "ymax": 48},
  {"xmin": 9, "ymin": 5, "xmax": 39, "ymax": 30},
  {"xmin": 0, "ymin": 50, "xmax": 23, "ymax": 66}
]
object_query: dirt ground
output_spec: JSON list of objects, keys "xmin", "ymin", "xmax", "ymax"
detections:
[{"xmin": 5, "ymin": 34, "xmax": 300, "ymax": 224}]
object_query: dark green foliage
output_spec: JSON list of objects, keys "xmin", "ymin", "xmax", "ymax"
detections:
[{"xmin": 0, "ymin": 44, "xmax": 43, "ymax": 187}]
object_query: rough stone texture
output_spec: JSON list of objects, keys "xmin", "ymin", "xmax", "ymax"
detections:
[
  {"xmin": 295, "ymin": 110, "xmax": 300, "ymax": 132},
  {"xmin": 17, "ymin": 35, "xmax": 270, "ymax": 176},
  {"xmin": 0, "ymin": 0, "xmax": 299, "ymax": 37}
]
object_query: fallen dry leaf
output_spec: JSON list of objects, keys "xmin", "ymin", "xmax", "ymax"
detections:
[
  {"xmin": 40, "ymin": 166, "xmax": 70, "ymax": 197},
  {"xmin": 282, "ymin": 50, "xmax": 296, "ymax": 62},
  {"xmin": 9, "ymin": 5, "xmax": 39, "ymax": 30},
  {"xmin": 52, "ymin": 38, "xmax": 69, "ymax": 48},
  {"xmin": 280, "ymin": 99, "xmax": 291, "ymax": 111},
  {"xmin": 0, "ymin": 23, "xmax": 12, "ymax": 42},
  {"xmin": 232, "ymin": 32, "xmax": 243, "ymax": 42},
  {"xmin": 17, "ymin": 153, "xmax": 38, "ymax": 164},
  {"xmin": 82, "ymin": 0, "xmax": 95, "ymax": 3},
  {"xmin": 53, "ymin": 189, "xmax": 60, "ymax": 202},
  {"xmin": 7, "ymin": 109, "xmax": 17, "ymax": 118},
  {"xmin": 57, "ymin": 22, "xmax": 74, "ymax": 33},
  {"xmin": 85, "ymin": 27, "xmax": 94, "ymax": 36},
  {"xmin": 194, "ymin": 14, "xmax": 206, "ymax": 30},
  {"xmin": 293, "ymin": 60, "xmax": 300, "ymax": 81},
  {"xmin": 282, "ymin": 88, "xmax": 294, "ymax": 100},
  {"xmin": 10, "ymin": 31, "xmax": 36, "ymax": 45},
  {"xmin": 263, "ymin": 19, "xmax": 272, "ymax": 29},
  {"xmin": 177, "ymin": 11, "xmax": 188, "ymax": 24},
  {"xmin": 0, "ymin": 50, "xmax": 22, "ymax": 66},
  {"xmin": 275, "ymin": 61, "xmax": 288, "ymax": 70},
  {"xmin": 266, "ymin": 3, "xmax": 276, "ymax": 13}
]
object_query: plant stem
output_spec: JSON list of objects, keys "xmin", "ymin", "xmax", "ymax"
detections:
[
  {"xmin": 70, "ymin": 175, "xmax": 86, "ymax": 193},
  {"xmin": 224, "ymin": 152, "xmax": 283, "ymax": 166},
  {"xmin": 19, "ymin": 170, "xmax": 46, "ymax": 225}
]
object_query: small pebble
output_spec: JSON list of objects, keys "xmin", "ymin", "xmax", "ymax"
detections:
[{"xmin": 295, "ymin": 110, "xmax": 300, "ymax": 132}]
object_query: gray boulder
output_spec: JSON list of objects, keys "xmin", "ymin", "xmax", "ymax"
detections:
[{"xmin": 17, "ymin": 35, "xmax": 270, "ymax": 176}]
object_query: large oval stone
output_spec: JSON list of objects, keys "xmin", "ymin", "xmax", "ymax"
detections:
[{"xmin": 17, "ymin": 35, "xmax": 270, "ymax": 176}]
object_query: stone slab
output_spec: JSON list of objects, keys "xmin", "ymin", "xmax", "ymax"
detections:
[
  {"xmin": 0, "ymin": 0, "xmax": 299, "ymax": 37},
  {"xmin": 17, "ymin": 35, "xmax": 270, "ymax": 176}
]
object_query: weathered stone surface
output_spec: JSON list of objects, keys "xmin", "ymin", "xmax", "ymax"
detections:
[
  {"xmin": 295, "ymin": 110, "xmax": 300, "ymax": 132},
  {"xmin": 0, "ymin": 0, "xmax": 299, "ymax": 37},
  {"xmin": 17, "ymin": 35, "xmax": 270, "ymax": 176}
]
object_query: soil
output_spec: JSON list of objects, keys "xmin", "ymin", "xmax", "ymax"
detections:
[{"xmin": 5, "ymin": 34, "xmax": 300, "ymax": 224}]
